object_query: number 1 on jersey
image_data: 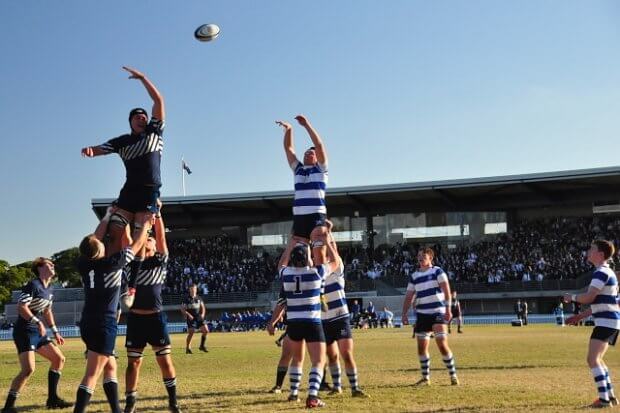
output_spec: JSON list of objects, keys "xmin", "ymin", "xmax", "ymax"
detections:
[
  {"xmin": 88, "ymin": 270, "xmax": 95, "ymax": 289},
  {"xmin": 294, "ymin": 276, "xmax": 302, "ymax": 294}
]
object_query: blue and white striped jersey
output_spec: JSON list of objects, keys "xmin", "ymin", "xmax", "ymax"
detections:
[
  {"xmin": 291, "ymin": 160, "xmax": 328, "ymax": 216},
  {"xmin": 98, "ymin": 118, "xmax": 164, "ymax": 188},
  {"xmin": 132, "ymin": 254, "xmax": 168, "ymax": 311},
  {"xmin": 280, "ymin": 264, "xmax": 328, "ymax": 323},
  {"xmin": 589, "ymin": 264, "xmax": 620, "ymax": 330},
  {"xmin": 322, "ymin": 262, "xmax": 349, "ymax": 323},
  {"xmin": 407, "ymin": 266, "xmax": 449, "ymax": 315},
  {"xmin": 78, "ymin": 247, "xmax": 135, "ymax": 319},
  {"xmin": 16, "ymin": 278, "xmax": 53, "ymax": 325}
]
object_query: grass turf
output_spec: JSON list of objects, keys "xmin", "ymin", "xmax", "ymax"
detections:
[{"xmin": 0, "ymin": 324, "xmax": 614, "ymax": 412}]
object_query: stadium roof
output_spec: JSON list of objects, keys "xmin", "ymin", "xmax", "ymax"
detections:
[{"xmin": 92, "ymin": 166, "xmax": 620, "ymax": 230}]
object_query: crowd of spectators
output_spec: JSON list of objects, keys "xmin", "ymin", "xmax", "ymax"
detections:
[
  {"xmin": 338, "ymin": 216, "xmax": 620, "ymax": 284},
  {"xmin": 164, "ymin": 236, "xmax": 279, "ymax": 296}
]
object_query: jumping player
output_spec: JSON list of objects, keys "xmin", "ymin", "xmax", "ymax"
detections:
[
  {"xmin": 563, "ymin": 240, "xmax": 620, "ymax": 408},
  {"xmin": 81, "ymin": 66, "xmax": 165, "ymax": 253},
  {"xmin": 267, "ymin": 241, "xmax": 341, "ymax": 408},
  {"xmin": 448, "ymin": 291, "xmax": 463, "ymax": 334},
  {"xmin": 321, "ymin": 221, "xmax": 368, "ymax": 398},
  {"xmin": 181, "ymin": 285, "xmax": 209, "ymax": 354},
  {"xmin": 402, "ymin": 247, "xmax": 459, "ymax": 387},
  {"xmin": 124, "ymin": 204, "xmax": 181, "ymax": 413},
  {"xmin": 73, "ymin": 209, "xmax": 152, "ymax": 413},
  {"xmin": 1, "ymin": 258, "xmax": 72, "ymax": 413},
  {"xmin": 276, "ymin": 115, "xmax": 329, "ymax": 265}
]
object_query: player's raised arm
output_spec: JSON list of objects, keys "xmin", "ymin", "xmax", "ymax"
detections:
[
  {"xmin": 123, "ymin": 66, "xmax": 165, "ymax": 121},
  {"xmin": 154, "ymin": 200, "xmax": 168, "ymax": 256},
  {"xmin": 277, "ymin": 120, "xmax": 298, "ymax": 167},
  {"xmin": 295, "ymin": 115, "xmax": 327, "ymax": 166}
]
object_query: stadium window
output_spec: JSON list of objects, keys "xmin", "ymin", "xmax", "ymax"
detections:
[
  {"xmin": 251, "ymin": 235, "xmax": 286, "ymax": 246},
  {"xmin": 484, "ymin": 222, "xmax": 508, "ymax": 235},
  {"xmin": 391, "ymin": 225, "xmax": 469, "ymax": 239}
]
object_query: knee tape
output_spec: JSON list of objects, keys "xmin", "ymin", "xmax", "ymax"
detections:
[
  {"xmin": 155, "ymin": 347, "xmax": 171, "ymax": 357},
  {"xmin": 127, "ymin": 350, "xmax": 144, "ymax": 359},
  {"xmin": 110, "ymin": 213, "xmax": 129, "ymax": 228},
  {"xmin": 416, "ymin": 332, "xmax": 431, "ymax": 340}
]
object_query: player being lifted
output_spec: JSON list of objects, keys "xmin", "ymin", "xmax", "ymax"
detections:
[
  {"xmin": 73, "ymin": 208, "xmax": 152, "ymax": 413},
  {"xmin": 276, "ymin": 115, "xmax": 329, "ymax": 265},
  {"xmin": 124, "ymin": 202, "xmax": 181, "ymax": 413},
  {"xmin": 563, "ymin": 240, "xmax": 620, "ymax": 409},
  {"xmin": 81, "ymin": 66, "xmax": 165, "ymax": 258},
  {"xmin": 181, "ymin": 284, "xmax": 209, "ymax": 354},
  {"xmin": 321, "ymin": 221, "xmax": 368, "ymax": 398},
  {"xmin": 402, "ymin": 247, "xmax": 459, "ymax": 387},
  {"xmin": 1, "ymin": 258, "xmax": 72, "ymax": 413},
  {"xmin": 267, "ymin": 241, "xmax": 341, "ymax": 408}
]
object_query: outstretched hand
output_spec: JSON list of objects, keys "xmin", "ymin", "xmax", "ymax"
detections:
[
  {"xmin": 81, "ymin": 147, "xmax": 94, "ymax": 157},
  {"xmin": 275, "ymin": 120, "xmax": 292, "ymax": 130},
  {"xmin": 294, "ymin": 115, "xmax": 308, "ymax": 127},
  {"xmin": 122, "ymin": 66, "xmax": 145, "ymax": 80}
]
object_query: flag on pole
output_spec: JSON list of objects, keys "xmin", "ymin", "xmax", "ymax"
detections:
[{"xmin": 182, "ymin": 160, "xmax": 192, "ymax": 175}]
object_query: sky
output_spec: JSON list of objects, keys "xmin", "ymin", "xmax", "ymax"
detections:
[{"xmin": 1, "ymin": 1, "xmax": 619, "ymax": 264}]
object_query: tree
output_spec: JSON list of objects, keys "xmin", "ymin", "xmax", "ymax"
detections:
[
  {"xmin": 51, "ymin": 248, "xmax": 81, "ymax": 287},
  {"xmin": 0, "ymin": 260, "xmax": 32, "ymax": 307}
]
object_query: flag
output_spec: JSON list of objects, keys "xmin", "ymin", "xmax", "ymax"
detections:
[{"xmin": 182, "ymin": 160, "xmax": 192, "ymax": 175}]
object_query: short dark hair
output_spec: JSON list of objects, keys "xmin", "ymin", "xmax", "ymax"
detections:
[
  {"xmin": 31, "ymin": 257, "xmax": 50, "ymax": 276},
  {"xmin": 290, "ymin": 245, "xmax": 308, "ymax": 267},
  {"xmin": 593, "ymin": 239, "xmax": 615, "ymax": 260},
  {"xmin": 79, "ymin": 235, "xmax": 100, "ymax": 259},
  {"xmin": 418, "ymin": 247, "xmax": 435, "ymax": 260}
]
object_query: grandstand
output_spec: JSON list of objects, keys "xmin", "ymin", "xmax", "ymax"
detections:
[{"xmin": 6, "ymin": 166, "xmax": 620, "ymax": 326}]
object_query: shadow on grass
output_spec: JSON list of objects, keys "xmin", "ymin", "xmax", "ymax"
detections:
[{"xmin": 396, "ymin": 364, "xmax": 560, "ymax": 373}]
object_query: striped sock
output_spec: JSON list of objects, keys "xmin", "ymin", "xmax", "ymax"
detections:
[
  {"xmin": 442, "ymin": 353, "xmax": 457, "ymax": 377},
  {"xmin": 103, "ymin": 377, "xmax": 121, "ymax": 413},
  {"xmin": 289, "ymin": 366, "xmax": 302, "ymax": 396},
  {"xmin": 330, "ymin": 364, "xmax": 342, "ymax": 390},
  {"xmin": 419, "ymin": 355, "xmax": 430, "ymax": 380},
  {"xmin": 74, "ymin": 385, "xmax": 94, "ymax": 413},
  {"xmin": 346, "ymin": 368, "xmax": 359, "ymax": 390},
  {"xmin": 592, "ymin": 366, "xmax": 609, "ymax": 402},
  {"xmin": 606, "ymin": 369, "xmax": 615, "ymax": 399},
  {"xmin": 308, "ymin": 367, "xmax": 323, "ymax": 397},
  {"xmin": 3, "ymin": 390, "xmax": 18, "ymax": 409},
  {"xmin": 163, "ymin": 377, "xmax": 178, "ymax": 407}
]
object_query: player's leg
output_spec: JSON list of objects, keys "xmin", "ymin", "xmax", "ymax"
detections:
[
  {"xmin": 154, "ymin": 346, "xmax": 179, "ymax": 412},
  {"xmin": 600, "ymin": 360, "xmax": 617, "ymax": 405},
  {"xmin": 325, "ymin": 341, "xmax": 342, "ymax": 394},
  {"xmin": 185, "ymin": 327, "xmax": 195, "ymax": 353},
  {"xmin": 415, "ymin": 332, "xmax": 431, "ymax": 385},
  {"xmin": 309, "ymin": 225, "xmax": 328, "ymax": 265},
  {"xmin": 306, "ymin": 340, "xmax": 327, "ymax": 408},
  {"xmin": 433, "ymin": 323, "xmax": 458, "ymax": 385},
  {"xmin": 102, "ymin": 355, "xmax": 122, "ymax": 413},
  {"xmin": 36, "ymin": 342, "xmax": 72, "ymax": 408},
  {"xmin": 199, "ymin": 323, "xmax": 209, "ymax": 352},
  {"xmin": 1, "ymin": 351, "xmax": 35, "ymax": 412},
  {"xmin": 338, "ymin": 337, "xmax": 368, "ymax": 397},
  {"xmin": 588, "ymin": 337, "xmax": 611, "ymax": 406},
  {"xmin": 287, "ymin": 339, "xmax": 305, "ymax": 402},
  {"xmin": 124, "ymin": 347, "xmax": 144, "ymax": 413},
  {"xmin": 270, "ymin": 335, "xmax": 293, "ymax": 393},
  {"xmin": 73, "ymin": 352, "xmax": 110, "ymax": 413}
]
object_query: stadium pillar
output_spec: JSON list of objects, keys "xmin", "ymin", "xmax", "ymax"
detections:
[{"xmin": 366, "ymin": 215, "xmax": 375, "ymax": 253}]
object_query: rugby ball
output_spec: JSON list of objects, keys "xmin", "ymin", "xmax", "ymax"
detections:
[{"xmin": 194, "ymin": 24, "xmax": 220, "ymax": 42}]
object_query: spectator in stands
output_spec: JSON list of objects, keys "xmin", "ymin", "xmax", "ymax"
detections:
[
  {"xmin": 379, "ymin": 307, "xmax": 393, "ymax": 328},
  {"xmin": 351, "ymin": 300, "xmax": 361, "ymax": 321}
]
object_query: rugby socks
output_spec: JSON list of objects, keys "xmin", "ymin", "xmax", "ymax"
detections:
[
  {"xmin": 125, "ymin": 391, "xmax": 137, "ymax": 412},
  {"xmin": 276, "ymin": 366, "xmax": 288, "ymax": 388},
  {"xmin": 163, "ymin": 377, "xmax": 178, "ymax": 407},
  {"xmin": 308, "ymin": 367, "xmax": 323, "ymax": 397},
  {"xmin": 3, "ymin": 390, "xmax": 18, "ymax": 410},
  {"xmin": 200, "ymin": 334, "xmax": 207, "ymax": 349},
  {"xmin": 74, "ymin": 385, "xmax": 94, "ymax": 413},
  {"xmin": 606, "ymin": 368, "xmax": 615, "ymax": 399},
  {"xmin": 592, "ymin": 366, "xmax": 610, "ymax": 402},
  {"xmin": 289, "ymin": 366, "xmax": 302, "ymax": 396},
  {"xmin": 443, "ymin": 353, "xmax": 457, "ymax": 377},
  {"xmin": 103, "ymin": 377, "xmax": 121, "ymax": 413},
  {"xmin": 419, "ymin": 355, "xmax": 430, "ymax": 380},
  {"xmin": 346, "ymin": 368, "xmax": 359, "ymax": 390},
  {"xmin": 48, "ymin": 369, "xmax": 61, "ymax": 400},
  {"xmin": 330, "ymin": 364, "xmax": 342, "ymax": 390}
]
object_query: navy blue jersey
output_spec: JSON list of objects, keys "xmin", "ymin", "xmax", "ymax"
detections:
[
  {"xmin": 132, "ymin": 253, "xmax": 168, "ymax": 311},
  {"xmin": 15, "ymin": 278, "xmax": 53, "ymax": 325},
  {"xmin": 78, "ymin": 247, "xmax": 135, "ymax": 319},
  {"xmin": 182, "ymin": 295, "xmax": 204, "ymax": 319},
  {"xmin": 98, "ymin": 118, "xmax": 164, "ymax": 188}
]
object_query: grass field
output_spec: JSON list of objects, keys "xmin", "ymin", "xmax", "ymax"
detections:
[{"xmin": 0, "ymin": 325, "xmax": 616, "ymax": 412}]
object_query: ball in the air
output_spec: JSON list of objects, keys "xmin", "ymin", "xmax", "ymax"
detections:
[{"xmin": 194, "ymin": 24, "xmax": 220, "ymax": 42}]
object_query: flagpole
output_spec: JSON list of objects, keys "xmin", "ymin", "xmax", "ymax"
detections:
[{"xmin": 181, "ymin": 156, "xmax": 186, "ymax": 196}]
